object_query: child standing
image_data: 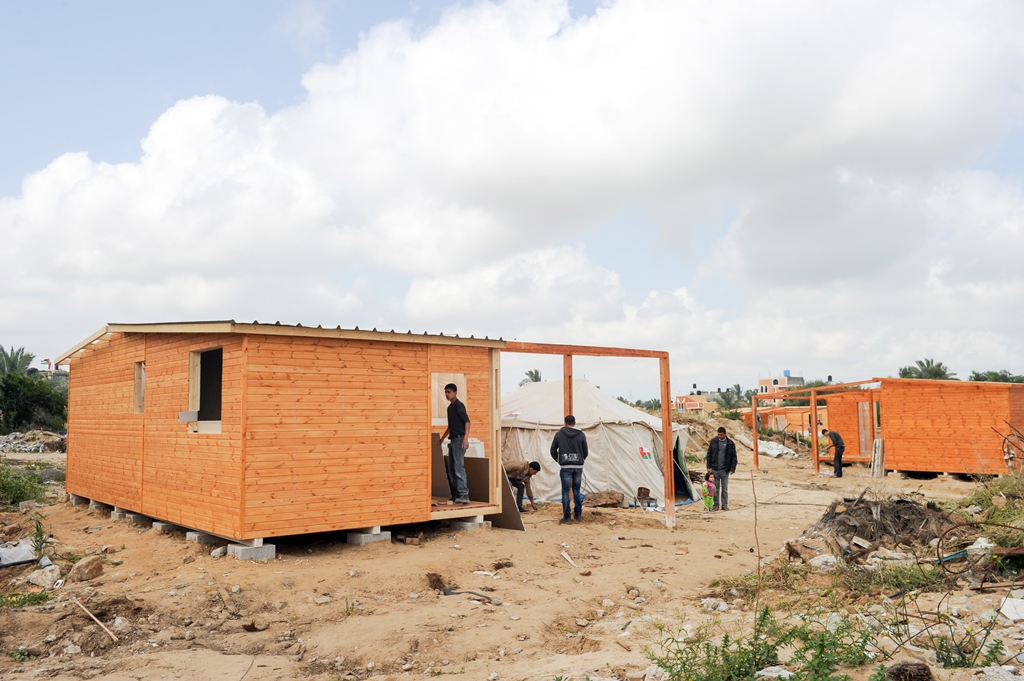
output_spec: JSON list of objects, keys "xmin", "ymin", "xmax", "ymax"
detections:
[{"xmin": 701, "ymin": 471, "xmax": 716, "ymax": 512}]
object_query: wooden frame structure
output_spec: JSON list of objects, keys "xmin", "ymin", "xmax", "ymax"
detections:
[
  {"xmin": 55, "ymin": 322, "xmax": 679, "ymax": 540},
  {"xmin": 753, "ymin": 378, "xmax": 1024, "ymax": 476},
  {"xmin": 751, "ymin": 380, "xmax": 880, "ymax": 474},
  {"xmin": 503, "ymin": 342, "xmax": 677, "ymax": 527}
]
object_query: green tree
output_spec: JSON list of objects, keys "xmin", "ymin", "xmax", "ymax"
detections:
[
  {"xmin": 519, "ymin": 369, "xmax": 542, "ymax": 386},
  {"xmin": 0, "ymin": 373, "xmax": 67, "ymax": 433},
  {"xmin": 713, "ymin": 385, "xmax": 747, "ymax": 410},
  {"xmin": 0, "ymin": 346, "xmax": 35, "ymax": 377},
  {"xmin": 780, "ymin": 379, "xmax": 829, "ymax": 407},
  {"xmin": 969, "ymin": 370, "xmax": 1024, "ymax": 383},
  {"xmin": 898, "ymin": 358, "xmax": 957, "ymax": 380}
]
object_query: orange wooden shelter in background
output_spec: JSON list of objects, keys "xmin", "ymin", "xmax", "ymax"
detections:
[
  {"xmin": 55, "ymin": 321, "xmax": 678, "ymax": 547},
  {"xmin": 753, "ymin": 378, "xmax": 1024, "ymax": 475}
]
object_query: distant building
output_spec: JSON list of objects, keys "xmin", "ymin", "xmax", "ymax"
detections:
[
  {"xmin": 674, "ymin": 391, "xmax": 716, "ymax": 416},
  {"xmin": 758, "ymin": 371, "xmax": 804, "ymax": 406}
]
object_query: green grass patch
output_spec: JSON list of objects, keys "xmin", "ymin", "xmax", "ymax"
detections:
[
  {"xmin": 0, "ymin": 592, "xmax": 50, "ymax": 608},
  {"xmin": 0, "ymin": 464, "xmax": 44, "ymax": 504}
]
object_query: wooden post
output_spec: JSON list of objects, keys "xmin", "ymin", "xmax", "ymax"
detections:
[
  {"xmin": 752, "ymin": 395, "xmax": 759, "ymax": 471},
  {"xmin": 563, "ymin": 354, "xmax": 574, "ymax": 417},
  {"xmin": 660, "ymin": 356, "xmax": 675, "ymax": 528},
  {"xmin": 810, "ymin": 388, "xmax": 819, "ymax": 475}
]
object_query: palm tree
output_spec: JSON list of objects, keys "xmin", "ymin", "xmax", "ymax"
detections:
[
  {"xmin": 519, "ymin": 369, "xmax": 542, "ymax": 386},
  {"xmin": 898, "ymin": 358, "xmax": 957, "ymax": 380},
  {"xmin": 0, "ymin": 346, "xmax": 35, "ymax": 377},
  {"xmin": 713, "ymin": 385, "xmax": 746, "ymax": 410}
]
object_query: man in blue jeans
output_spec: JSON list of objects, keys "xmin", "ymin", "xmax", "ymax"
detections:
[
  {"xmin": 440, "ymin": 383, "xmax": 471, "ymax": 504},
  {"xmin": 550, "ymin": 414, "xmax": 588, "ymax": 524}
]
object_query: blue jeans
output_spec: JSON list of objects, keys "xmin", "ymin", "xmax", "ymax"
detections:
[
  {"xmin": 559, "ymin": 468, "xmax": 582, "ymax": 519},
  {"xmin": 446, "ymin": 436, "xmax": 469, "ymax": 500}
]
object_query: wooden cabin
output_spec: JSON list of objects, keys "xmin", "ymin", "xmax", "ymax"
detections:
[
  {"xmin": 877, "ymin": 378, "xmax": 1024, "ymax": 475},
  {"xmin": 54, "ymin": 322, "xmax": 506, "ymax": 543}
]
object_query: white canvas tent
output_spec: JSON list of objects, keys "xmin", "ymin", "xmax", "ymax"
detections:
[{"xmin": 501, "ymin": 380, "xmax": 697, "ymax": 504}]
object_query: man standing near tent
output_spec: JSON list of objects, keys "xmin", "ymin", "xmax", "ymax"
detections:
[
  {"xmin": 440, "ymin": 383, "xmax": 471, "ymax": 504},
  {"xmin": 550, "ymin": 415, "xmax": 588, "ymax": 524},
  {"xmin": 705, "ymin": 427, "xmax": 737, "ymax": 511},
  {"xmin": 503, "ymin": 460, "xmax": 540, "ymax": 513},
  {"xmin": 822, "ymin": 428, "xmax": 845, "ymax": 478}
]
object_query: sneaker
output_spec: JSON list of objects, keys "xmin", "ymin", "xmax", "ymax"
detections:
[
  {"xmin": 454, "ymin": 497, "xmax": 470, "ymax": 504},
  {"xmin": 559, "ymin": 517, "xmax": 572, "ymax": 524}
]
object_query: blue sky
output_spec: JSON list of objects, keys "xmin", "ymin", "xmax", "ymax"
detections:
[{"xmin": 2, "ymin": 0, "xmax": 1023, "ymax": 398}]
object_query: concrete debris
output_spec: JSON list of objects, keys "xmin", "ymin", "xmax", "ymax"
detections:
[
  {"xmin": 808, "ymin": 554, "xmax": 839, "ymax": 571},
  {"xmin": 755, "ymin": 667, "xmax": 795, "ymax": 679},
  {"xmin": 0, "ymin": 430, "xmax": 65, "ymax": 453},
  {"xmin": 27, "ymin": 565, "xmax": 62, "ymax": 589}
]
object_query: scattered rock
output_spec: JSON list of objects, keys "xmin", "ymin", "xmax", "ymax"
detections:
[
  {"xmin": 19, "ymin": 500, "xmax": 40, "ymax": 513},
  {"xmin": 575, "ymin": 618, "xmax": 590, "ymax": 627},
  {"xmin": 642, "ymin": 665, "xmax": 670, "ymax": 681},
  {"xmin": 701, "ymin": 598, "xmax": 729, "ymax": 612},
  {"xmin": 492, "ymin": 559, "xmax": 514, "ymax": 570},
  {"xmin": 68, "ymin": 555, "xmax": 104, "ymax": 582},
  {"xmin": 808, "ymin": 554, "xmax": 839, "ymax": 571},
  {"xmin": 63, "ymin": 644, "xmax": 82, "ymax": 655},
  {"xmin": 231, "ymin": 585, "xmax": 241, "ymax": 593},
  {"xmin": 182, "ymin": 555, "xmax": 195, "ymax": 565},
  {"xmin": 313, "ymin": 596, "xmax": 332, "ymax": 605},
  {"xmin": 210, "ymin": 546, "xmax": 227, "ymax": 558},
  {"xmin": 27, "ymin": 565, "xmax": 62, "ymax": 590},
  {"xmin": 755, "ymin": 666, "xmax": 795, "ymax": 679},
  {"xmin": 602, "ymin": 599, "xmax": 616, "ymax": 608}
]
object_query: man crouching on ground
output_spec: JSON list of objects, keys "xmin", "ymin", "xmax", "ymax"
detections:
[
  {"xmin": 550, "ymin": 415, "xmax": 588, "ymax": 524},
  {"xmin": 503, "ymin": 460, "xmax": 540, "ymax": 513}
]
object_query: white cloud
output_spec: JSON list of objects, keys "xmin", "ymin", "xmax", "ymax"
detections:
[{"xmin": 3, "ymin": 0, "xmax": 1024, "ymax": 394}]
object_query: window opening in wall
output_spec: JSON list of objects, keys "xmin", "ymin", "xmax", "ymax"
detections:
[
  {"xmin": 197, "ymin": 348, "xmax": 223, "ymax": 421},
  {"xmin": 184, "ymin": 347, "xmax": 223, "ymax": 433},
  {"xmin": 431, "ymin": 372, "xmax": 466, "ymax": 426},
  {"xmin": 133, "ymin": 361, "xmax": 145, "ymax": 414}
]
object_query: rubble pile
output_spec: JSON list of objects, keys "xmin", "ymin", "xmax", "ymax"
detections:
[
  {"xmin": 806, "ymin": 495, "xmax": 962, "ymax": 550},
  {"xmin": 0, "ymin": 430, "xmax": 66, "ymax": 454}
]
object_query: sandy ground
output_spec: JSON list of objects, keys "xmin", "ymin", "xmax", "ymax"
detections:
[{"xmin": 0, "ymin": 439, "xmax": 1004, "ymax": 681}]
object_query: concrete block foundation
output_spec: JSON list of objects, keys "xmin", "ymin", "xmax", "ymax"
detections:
[
  {"xmin": 227, "ymin": 544, "xmax": 276, "ymax": 561},
  {"xmin": 186, "ymin": 531, "xmax": 224, "ymax": 545},
  {"xmin": 346, "ymin": 530, "xmax": 392, "ymax": 546},
  {"xmin": 152, "ymin": 521, "xmax": 181, "ymax": 533}
]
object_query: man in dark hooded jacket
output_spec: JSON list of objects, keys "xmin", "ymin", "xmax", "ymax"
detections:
[
  {"xmin": 550, "ymin": 414, "xmax": 588, "ymax": 524},
  {"xmin": 705, "ymin": 427, "xmax": 737, "ymax": 511}
]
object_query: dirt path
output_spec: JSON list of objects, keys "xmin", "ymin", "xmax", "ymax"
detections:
[{"xmin": 0, "ymin": 446, "xmax": 987, "ymax": 680}]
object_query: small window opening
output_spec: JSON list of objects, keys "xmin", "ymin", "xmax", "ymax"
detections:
[
  {"xmin": 133, "ymin": 361, "xmax": 145, "ymax": 414},
  {"xmin": 196, "ymin": 348, "xmax": 222, "ymax": 421}
]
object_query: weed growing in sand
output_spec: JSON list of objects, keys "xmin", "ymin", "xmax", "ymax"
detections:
[
  {"xmin": 29, "ymin": 512, "xmax": 51, "ymax": 559},
  {"xmin": 788, "ymin": 611, "xmax": 878, "ymax": 681},
  {"xmin": 9, "ymin": 648, "xmax": 30, "ymax": 662},
  {"xmin": 0, "ymin": 592, "xmax": 49, "ymax": 608},
  {"xmin": 871, "ymin": 592, "xmax": 1006, "ymax": 669},
  {"xmin": 836, "ymin": 562, "xmax": 947, "ymax": 595},
  {"xmin": 647, "ymin": 607, "xmax": 788, "ymax": 681},
  {"xmin": 0, "ymin": 464, "xmax": 44, "ymax": 504}
]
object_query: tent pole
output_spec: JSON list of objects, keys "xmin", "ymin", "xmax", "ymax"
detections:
[
  {"xmin": 660, "ymin": 356, "xmax": 675, "ymax": 528},
  {"xmin": 563, "ymin": 355, "xmax": 573, "ymax": 417}
]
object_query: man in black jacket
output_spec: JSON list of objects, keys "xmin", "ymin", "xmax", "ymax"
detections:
[
  {"xmin": 550, "ymin": 415, "xmax": 588, "ymax": 524},
  {"xmin": 822, "ymin": 428, "xmax": 845, "ymax": 478},
  {"xmin": 705, "ymin": 427, "xmax": 737, "ymax": 511}
]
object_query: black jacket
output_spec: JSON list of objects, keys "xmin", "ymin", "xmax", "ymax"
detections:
[
  {"xmin": 550, "ymin": 426, "xmax": 589, "ymax": 468},
  {"xmin": 706, "ymin": 436, "xmax": 737, "ymax": 474}
]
